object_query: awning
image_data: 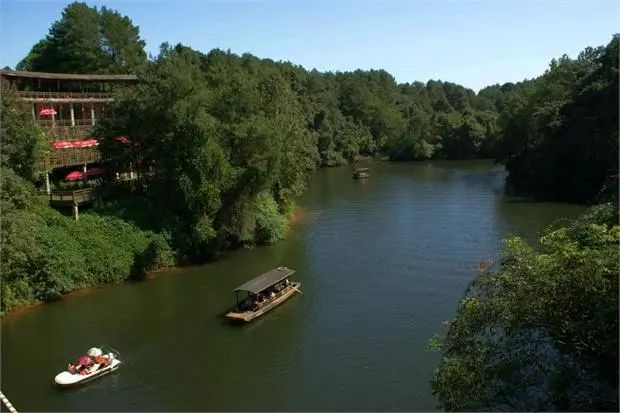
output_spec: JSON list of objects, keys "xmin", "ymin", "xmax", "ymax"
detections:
[{"xmin": 234, "ymin": 267, "xmax": 296, "ymax": 294}]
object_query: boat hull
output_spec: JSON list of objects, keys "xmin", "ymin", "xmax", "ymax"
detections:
[
  {"xmin": 226, "ymin": 282, "xmax": 301, "ymax": 322},
  {"xmin": 54, "ymin": 355, "xmax": 121, "ymax": 387}
]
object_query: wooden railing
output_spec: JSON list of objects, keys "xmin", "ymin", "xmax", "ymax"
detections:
[
  {"xmin": 44, "ymin": 147, "xmax": 102, "ymax": 169},
  {"xmin": 48, "ymin": 178, "xmax": 145, "ymax": 207},
  {"xmin": 18, "ymin": 91, "xmax": 113, "ymax": 100},
  {"xmin": 44, "ymin": 125, "xmax": 94, "ymax": 141},
  {"xmin": 49, "ymin": 188, "xmax": 98, "ymax": 206},
  {"xmin": 38, "ymin": 119, "xmax": 96, "ymax": 128}
]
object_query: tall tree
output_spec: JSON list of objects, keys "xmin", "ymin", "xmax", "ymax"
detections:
[{"xmin": 17, "ymin": 2, "xmax": 146, "ymax": 74}]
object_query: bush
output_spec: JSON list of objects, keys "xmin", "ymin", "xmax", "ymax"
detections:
[
  {"xmin": 431, "ymin": 205, "xmax": 619, "ymax": 411},
  {"xmin": 1, "ymin": 199, "xmax": 177, "ymax": 313},
  {"xmin": 253, "ymin": 192, "xmax": 287, "ymax": 244},
  {"xmin": 132, "ymin": 234, "xmax": 176, "ymax": 279}
]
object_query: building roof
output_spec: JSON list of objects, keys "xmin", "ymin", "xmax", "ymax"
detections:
[
  {"xmin": 0, "ymin": 69, "xmax": 138, "ymax": 82},
  {"xmin": 234, "ymin": 267, "xmax": 296, "ymax": 294}
]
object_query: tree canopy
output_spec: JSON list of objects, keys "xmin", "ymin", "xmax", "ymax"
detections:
[
  {"xmin": 484, "ymin": 36, "xmax": 619, "ymax": 202},
  {"xmin": 17, "ymin": 2, "xmax": 146, "ymax": 74},
  {"xmin": 431, "ymin": 204, "xmax": 619, "ymax": 411}
]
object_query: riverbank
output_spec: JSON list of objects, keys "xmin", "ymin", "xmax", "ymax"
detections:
[
  {"xmin": 1, "ymin": 198, "xmax": 310, "ymax": 317},
  {"xmin": 0, "ymin": 160, "xmax": 589, "ymax": 411}
]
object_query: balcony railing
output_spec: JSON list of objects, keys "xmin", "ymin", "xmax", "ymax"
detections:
[
  {"xmin": 49, "ymin": 188, "xmax": 98, "ymax": 206},
  {"xmin": 44, "ymin": 147, "xmax": 102, "ymax": 169},
  {"xmin": 18, "ymin": 91, "xmax": 113, "ymax": 100},
  {"xmin": 38, "ymin": 119, "xmax": 96, "ymax": 128}
]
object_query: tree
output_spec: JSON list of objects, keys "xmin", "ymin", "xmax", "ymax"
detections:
[
  {"xmin": 0, "ymin": 84, "xmax": 47, "ymax": 182},
  {"xmin": 494, "ymin": 36, "xmax": 619, "ymax": 202},
  {"xmin": 17, "ymin": 2, "xmax": 146, "ymax": 74},
  {"xmin": 431, "ymin": 204, "xmax": 619, "ymax": 411}
]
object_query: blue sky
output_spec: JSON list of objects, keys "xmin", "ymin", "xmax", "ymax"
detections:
[{"xmin": 1, "ymin": 0, "xmax": 618, "ymax": 91}]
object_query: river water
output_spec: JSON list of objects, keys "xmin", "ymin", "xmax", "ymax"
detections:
[{"xmin": 1, "ymin": 160, "xmax": 585, "ymax": 411}]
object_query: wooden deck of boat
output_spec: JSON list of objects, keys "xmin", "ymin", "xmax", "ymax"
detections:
[{"xmin": 226, "ymin": 282, "xmax": 301, "ymax": 322}]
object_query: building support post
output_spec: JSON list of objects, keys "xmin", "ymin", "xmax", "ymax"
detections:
[
  {"xmin": 83, "ymin": 164, "xmax": 87, "ymax": 173},
  {"xmin": 45, "ymin": 172, "xmax": 51, "ymax": 195},
  {"xmin": 31, "ymin": 103, "xmax": 36, "ymax": 120},
  {"xmin": 72, "ymin": 204, "xmax": 79, "ymax": 221},
  {"xmin": 70, "ymin": 103, "xmax": 75, "ymax": 126},
  {"xmin": 90, "ymin": 104, "xmax": 96, "ymax": 126}
]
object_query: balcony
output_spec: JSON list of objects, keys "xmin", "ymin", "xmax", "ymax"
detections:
[
  {"xmin": 44, "ymin": 147, "xmax": 102, "ymax": 169},
  {"xmin": 18, "ymin": 91, "xmax": 114, "ymax": 102}
]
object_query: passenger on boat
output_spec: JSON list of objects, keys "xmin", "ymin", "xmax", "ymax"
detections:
[
  {"xmin": 67, "ymin": 363, "xmax": 77, "ymax": 374},
  {"xmin": 239, "ymin": 297, "xmax": 252, "ymax": 311},
  {"xmin": 94, "ymin": 355, "xmax": 110, "ymax": 367}
]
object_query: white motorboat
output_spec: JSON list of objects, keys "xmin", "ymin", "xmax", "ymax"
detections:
[{"xmin": 54, "ymin": 347, "xmax": 122, "ymax": 387}]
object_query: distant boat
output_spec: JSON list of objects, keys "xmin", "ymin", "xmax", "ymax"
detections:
[
  {"xmin": 225, "ymin": 267, "xmax": 301, "ymax": 323},
  {"xmin": 54, "ymin": 346, "xmax": 121, "ymax": 387},
  {"xmin": 353, "ymin": 167, "xmax": 370, "ymax": 179}
]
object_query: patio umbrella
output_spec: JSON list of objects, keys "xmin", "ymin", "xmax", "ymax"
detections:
[
  {"xmin": 65, "ymin": 171, "xmax": 85, "ymax": 181},
  {"xmin": 52, "ymin": 141, "xmax": 74, "ymax": 149},
  {"xmin": 39, "ymin": 107, "xmax": 57, "ymax": 116},
  {"xmin": 73, "ymin": 138, "xmax": 99, "ymax": 148},
  {"xmin": 114, "ymin": 136, "xmax": 133, "ymax": 146}
]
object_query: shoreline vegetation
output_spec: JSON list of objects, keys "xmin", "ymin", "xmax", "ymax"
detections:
[
  {"xmin": 1, "ymin": 4, "xmax": 617, "ymax": 314},
  {"xmin": 0, "ymin": 3, "xmax": 617, "ymax": 409}
]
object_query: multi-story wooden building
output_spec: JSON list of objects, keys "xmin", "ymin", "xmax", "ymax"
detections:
[{"xmin": 1, "ymin": 69, "xmax": 138, "ymax": 217}]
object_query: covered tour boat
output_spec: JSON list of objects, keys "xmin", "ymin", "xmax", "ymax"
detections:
[
  {"xmin": 353, "ymin": 167, "xmax": 370, "ymax": 179},
  {"xmin": 54, "ymin": 346, "xmax": 121, "ymax": 387},
  {"xmin": 226, "ymin": 267, "xmax": 301, "ymax": 322}
]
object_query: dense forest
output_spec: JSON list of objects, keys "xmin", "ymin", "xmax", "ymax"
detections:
[
  {"xmin": 2, "ymin": 0, "xmax": 618, "ymax": 329},
  {"xmin": 1, "ymin": 1, "xmax": 618, "ymax": 410}
]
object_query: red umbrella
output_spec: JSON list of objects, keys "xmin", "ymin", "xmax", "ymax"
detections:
[
  {"xmin": 73, "ymin": 138, "xmax": 99, "ymax": 148},
  {"xmin": 52, "ymin": 141, "xmax": 74, "ymax": 149},
  {"xmin": 114, "ymin": 136, "xmax": 133, "ymax": 146},
  {"xmin": 65, "ymin": 171, "xmax": 85, "ymax": 181},
  {"xmin": 76, "ymin": 356, "xmax": 91, "ymax": 366},
  {"xmin": 39, "ymin": 107, "xmax": 57, "ymax": 116}
]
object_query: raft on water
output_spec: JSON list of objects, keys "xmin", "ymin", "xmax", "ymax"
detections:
[
  {"xmin": 353, "ymin": 168, "xmax": 370, "ymax": 179},
  {"xmin": 225, "ymin": 267, "xmax": 301, "ymax": 323}
]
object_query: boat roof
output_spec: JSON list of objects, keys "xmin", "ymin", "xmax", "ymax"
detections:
[
  {"xmin": 234, "ymin": 267, "xmax": 296, "ymax": 294},
  {"xmin": 355, "ymin": 168, "xmax": 369, "ymax": 171}
]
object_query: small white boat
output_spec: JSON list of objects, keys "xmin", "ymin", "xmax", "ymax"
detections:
[{"xmin": 54, "ymin": 347, "xmax": 122, "ymax": 387}]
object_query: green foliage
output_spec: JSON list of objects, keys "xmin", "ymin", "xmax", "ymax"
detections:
[
  {"xmin": 0, "ymin": 172, "xmax": 176, "ymax": 313},
  {"xmin": 431, "ymin": 204, "xmax": 619, "ymax": 411},
  {"xmin": 17, "ymin": 1, "xmax": 146, "ymax": 73},
  {"xmin": 253, "ymin": 192, "xmax": 288, "ymax": 244},
  {"xmin": 491, "ymin": 36, "xmax": 619, "ymax": 202},
  {"xmin": 0, "ymin": 85, "xmax": 47, "ymax": 181},
  {"xmin": 99, "ymin": 45, "xmax": 315, "ymax": 258}
]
